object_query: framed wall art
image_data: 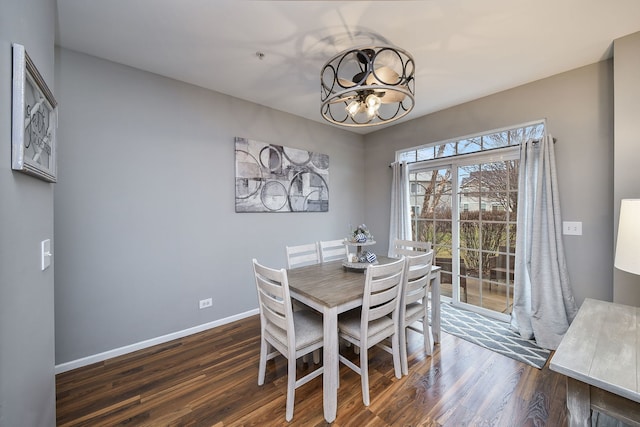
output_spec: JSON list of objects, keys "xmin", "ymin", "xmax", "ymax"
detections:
[
  {"xmin": 11, "ymin": 43, "xmax": 58, "ymax": 182},
  {"xmin": 235, "ymin": 137, "xmax": 329, "ymax": 213}
]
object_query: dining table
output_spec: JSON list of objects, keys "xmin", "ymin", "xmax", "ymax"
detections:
[{"xmin": 287, "ymin": 255, "xmax": 441, "ymax": 423}]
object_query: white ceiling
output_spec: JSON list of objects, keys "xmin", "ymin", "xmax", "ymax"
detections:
[{"xmin": 56, "ymin": 0, "xmax": 640, "ymax": 134}]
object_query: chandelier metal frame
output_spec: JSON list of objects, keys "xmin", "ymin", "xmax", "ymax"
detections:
[{"xmin": 320, "ymin": 45, "xmax": 415, "ymax": 127}]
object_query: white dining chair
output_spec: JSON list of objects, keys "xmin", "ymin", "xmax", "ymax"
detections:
[
  {"xmin": 319, "ymin": 239, "xmax": 348, "ymax": 263},
  {"xmin": 253, "ymin": 259, "xmax": 324, "ymax": 422},
  {"xmin": 399, "ymin": 250, "xmax": 434, "ymax": 376},
  {"xmin": 285, "ymin": 242, "xmax": 323, "ymax": 364},
  {"xmin": 392, "ymin": 239, "xmax": 432, "ymax": 258},
  {"xmin": 285, "ymin": 243, "xmax": 321, "ymax": 269},
  {"xmin": 337, "ymin": 257, "xmax": 405, "ymax": 406}
]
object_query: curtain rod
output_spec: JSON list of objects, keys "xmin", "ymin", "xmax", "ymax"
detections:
[{"xmin": 532, "ymin": 137, "xmax": 557, "ymax": 144}]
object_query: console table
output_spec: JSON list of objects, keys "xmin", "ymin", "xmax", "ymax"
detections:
[{"xmin": 549, "ymin": 298, "xmax": 640, "ymax": 426}]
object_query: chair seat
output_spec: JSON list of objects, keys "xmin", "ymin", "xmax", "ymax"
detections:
[
  {"xmin": 267, "ymin": 310, "xmax": 323, "ymax": 350},
  {"xmin": 338, "ymin": 309, "xmax": 395, "ymax": 341}
]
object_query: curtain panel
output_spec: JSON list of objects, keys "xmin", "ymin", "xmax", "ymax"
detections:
[
  {"xmin": 510, "ymin": 135, "xmax": 577, "ymax": 350},
  {"xmin": 388, "ymin": 162, "xmax": 411, "ymax": 257}
]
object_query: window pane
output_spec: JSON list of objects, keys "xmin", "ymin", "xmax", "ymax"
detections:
[
  {"xmin": 508, "ymin": 193, "xmax": 518, "ymax": 218},
  {"xmin": 433, "ymin": 244, "xmax": 451, "ymax": 259},
  {"xmin": 458, "ymin": 138, "xmax": 481, "ymax": 154},
  {"xmin": 414, "ymin": 171, "xmax": 431, "ymax": 182},
  {"xmin": 435, "ymin": 255, "xmax": 452, "ymax": 275},
  {"xmin": 508, "ymin": 224, "xmax": 517, "ymax": 247},
  {"xmin": 434, "ymin": 221, "xmax": 451, "ymax": 246},
  {"xmin": 434, "ymin": 197, "xmax": 452, "ymax": 217},
  {"xmin": 415, "ymin": 219, "xmax": 434, "ymax": 243},
  {"xmin": 415, "ymin": 168, "xmax": 452, "ymax": 219},
  {"xmin": 481, "ymin": 222, "xmax": 508, "ymax": 252},
  {"xmin": 416, "ymin": 146, "xmax": 434, "ymax": 161},
  {"xmin": 435, "ymin": 143, "xmax": 456, "ymax": 158},
  {"xmin": 459, "ymin": 220, "xmax": 479, "ymax": 250},
  {"xmin": 526, "ymin": 123, "xmax": 545, "ymax": 140},
  {"xmin": 461, "ymin": 249, "xmax": 480, "ymax": 278},
  {"xmin": 436, "ymin": 171, "xmax": 453, "ymax": 195},
  {"xmin": 506, "ymin": 160, "xmax": 519, "ymax": 186},
  {"xmin": 481, "ymin": 250, "xmax": 496, "ymax": 276},
  {"xmin": 481, "ymin": 162, "xmax": 508, "ymax": 192},
  {"xmin": 483, "ymin": 131, "xmax": 509, "ymax": 149},
  {"xmin": 398, "ymin": 150, "xmax": 415, "ymax": 162},
  {"xmin": 482, "ymin": 195, "xmax": 508, "ymax": 218},
  {"xmin": 459, "ymin": 165, "xmax": 480, "ymax": 193}
]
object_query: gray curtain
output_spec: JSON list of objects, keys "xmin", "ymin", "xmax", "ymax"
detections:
[
  {"xmin": 510, "ymin": 135, "xmax": 577, "ymax": 350},
  {"xmin": 388, "ymin": 161, "xmax": 411, "ymax": 257}
]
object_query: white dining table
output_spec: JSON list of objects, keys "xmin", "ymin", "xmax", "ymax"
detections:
[{"xmin": 287, "ymin": 256, "xmax": 441, "ymax": 423}]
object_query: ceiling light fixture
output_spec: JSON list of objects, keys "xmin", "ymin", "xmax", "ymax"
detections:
[{"xmin": 321, "ymin": 45, "xmax": 415, "ymax": 127}]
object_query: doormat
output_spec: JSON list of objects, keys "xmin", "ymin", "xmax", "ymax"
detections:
[{"xmin": 439, "ymin": 303, "xmax": 551, "ymax": 369}]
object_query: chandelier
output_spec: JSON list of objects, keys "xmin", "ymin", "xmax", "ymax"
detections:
[{"xmin": 320, "ymin": 45, "xmax": 415, "ymax": 127}]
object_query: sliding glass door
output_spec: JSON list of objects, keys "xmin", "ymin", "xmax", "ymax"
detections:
[
  {"xmin": 409, "ymin": 153, "xmax": 519, "ymax": 320},
  {"xmin": 408, "ymin": 167, "xmax": 457, "ymax": 299},
  {"xmin": 402, "ymin": 121, "xmax": 544, "ymax": 320},
  {"xmin": 457, "ymin": 159, "xmax": 518, "ymax": 317}
]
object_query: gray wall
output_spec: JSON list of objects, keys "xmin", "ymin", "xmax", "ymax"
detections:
[
  {"xmin": 613, "ymin": 31, "xmax": 640, "ymax": 306},
  {"xmin": 54, "ymin": 48, "xmax": 365, "ymax": 364},
  {"xmin": 363, "ymin": 61, "xmax": 615, "ymax": 307},
  {"xmin": 0, "ymin": 0, "xmax": 57, "ymax": 425}
]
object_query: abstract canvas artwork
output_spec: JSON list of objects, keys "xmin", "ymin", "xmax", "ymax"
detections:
[{"xmin": 234, "ymin": 137, "xmax": 329, "ymax": 213}]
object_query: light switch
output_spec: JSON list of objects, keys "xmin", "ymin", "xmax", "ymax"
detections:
[{"xmin": 41, "ymin": 239, "xmax": 52, "ymax": 270}]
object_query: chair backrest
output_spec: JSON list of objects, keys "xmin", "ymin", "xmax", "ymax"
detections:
[
  {"xmin": 402, "ymin": 251, "xmax": 434, "ymax": 308},
  {"xmin": 393, "ymin": 239, "xmax": 432, "ymax": 258},
  {"xmin": 253, "ymin": 259, "xmax": 294, "ymax": 355},
  {"xmin": 361, "ymin": 257, "xmax": 406, "ymax": 330},
  {"xmin": 319, "ymin": 239, "xmax": 348, "ymax": 263},
  {"xmin": 285, "ymin": 243, "xmax": 321, "ymax": 269}
]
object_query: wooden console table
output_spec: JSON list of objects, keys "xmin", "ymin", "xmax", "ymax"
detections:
[{"xmin": 550, "ymin": 298, "xmax": 640, "ymax": 426}]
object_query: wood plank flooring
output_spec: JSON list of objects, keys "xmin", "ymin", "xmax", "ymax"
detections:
[{"xmin": 56, "ymin": 313, "xmax": 570, "ymax": 426}]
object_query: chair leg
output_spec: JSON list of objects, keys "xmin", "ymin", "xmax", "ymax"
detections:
[
  {"xmin": 399, "ymin": 324, "xmax": 409, "ymax": 376},
  {"xmin": 285, "ymin": 355, "xmax": 296, "ymax": 421},
  {"xmin": 422, "ymin": 315, "xmax": 434, "ymax": 356},
  {"xmin": 360, "ymin": 347, "xmax": 370, "ymax": 406},
  {"xmin": 391, "ymin": 332, "xmax": 402, "ymax": 379},
  {"xmin": 258, "ymin": 338, "xmax": 268, "ymax": 385}
]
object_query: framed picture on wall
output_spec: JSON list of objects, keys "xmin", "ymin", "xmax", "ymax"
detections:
[
  {"xmin": 11, "ymin": 43, "xmax": 58, "ymax": 183},
  {"xmin": 235, "ymin": 137, "xmax": 330, "ymax": 212}
]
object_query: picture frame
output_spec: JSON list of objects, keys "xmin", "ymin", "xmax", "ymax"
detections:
[
  {"xmin": 235, "ymin": 137, "xmax": 329, "ymax": 213},
  {"xmin": 11, "ymin": 43, "xmax": 58, "ymax": 182}
]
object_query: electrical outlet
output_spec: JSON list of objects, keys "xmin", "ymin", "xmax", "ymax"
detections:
[
  {"xmin": 199, "ymin": 298, "xmax": 213, "ymax": 309},
  {"xmin": 562, "ymin": 221, "xmax": 582, "ymax": 236}
]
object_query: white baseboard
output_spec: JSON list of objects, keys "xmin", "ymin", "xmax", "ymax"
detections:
[{"xmin": 54, "ymin": 308, "xmax": 259, "ymax": 374}]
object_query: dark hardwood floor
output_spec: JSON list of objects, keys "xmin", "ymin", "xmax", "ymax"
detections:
[{"xmin": 56, "ymin": 313, "xmax": 570, "ymax": 426}]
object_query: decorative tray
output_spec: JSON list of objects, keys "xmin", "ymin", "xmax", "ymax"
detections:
[
  {"xmin": 342, "ymin": 260, "xmax": 378, "ymax": 270},
  {"xmin": 343, "ymin": 240, "xmax": 376, "ymax": 246}
]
